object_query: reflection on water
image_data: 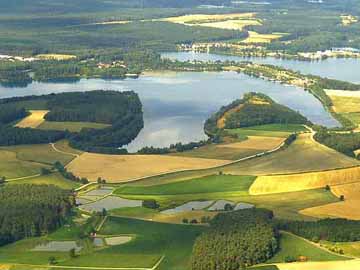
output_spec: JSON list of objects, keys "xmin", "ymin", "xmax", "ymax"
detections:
[
  {"xmin": 162, "ymin": 52, "xmax": 360, "ymax": 83},
  {"xmin": 0, "ymin": 70, "xmax": 338, "ymax": 151}
]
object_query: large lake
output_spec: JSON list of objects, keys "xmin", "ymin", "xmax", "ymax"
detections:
[
  {"xmin": 162, "ymin": 52, "xmax": 360, "ymax": 84},
  {"xmin": 0, "ymin": 69, "xmax": 339, "ymax": 152}
]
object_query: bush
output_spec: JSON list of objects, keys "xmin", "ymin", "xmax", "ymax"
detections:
[{"xmin": 142, "ymin": 199, "xmax": 159, "ymax": 209}]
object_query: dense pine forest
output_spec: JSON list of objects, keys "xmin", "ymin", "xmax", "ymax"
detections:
[
  {"xmin": 191, "ymin": 209, "xmax": 278, "ymax": 270},
  {"xmin": 0, "ymin": 185, "xmax": 74, "ymax": 246}
]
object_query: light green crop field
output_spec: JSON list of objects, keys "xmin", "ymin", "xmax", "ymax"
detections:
[
  {"xmin": 1, "ymin": 143, "xmax": 75, "ymax": 166},
  {"xmin": 225, "ymin": 124, "xmax": 307, "ymax": 138},
  {"xmin": 0, "ymin": 149, "xmax": 46, "ymax": 179},
  {"xmin": 268, "ymin": 232, "xmax": 348, "ymax": 263},
  {"xmin": 98, "ymin": 216, "xmax": 205, "ymax": 270},
  {"xmin": 115, "ymin": 175, "xmax": 256, "ymax": 196},
  {"xmin": 38, "ymin": 121, "xmax": 110, "ymax": 132},
  {"xmin": 8, "ymin": 173, "xmax": 80, "ymax": 190}
]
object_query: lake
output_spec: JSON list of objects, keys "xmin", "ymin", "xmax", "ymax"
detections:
[
  {"xmin": 162, "ymin": 51, "xmax": 360, "ymax": 84},
  {"xmin": 0, "ymin": 69, "xmax": 339, "ymax": 152}
]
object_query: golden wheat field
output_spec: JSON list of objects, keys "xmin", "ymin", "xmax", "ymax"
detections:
[
  {"xmin": 300, "ymin": 182, "xmax": 360, "ymax": 220},
  {"xmin": 15, "ymin": 110, "xmax": 49, "ymax": 128},
  {"xmin": 276, "ymin": 260, "xmax": 360, "ymax": 270},
  {"xmin": 249, "ymin": 166, "xmax": 360, "ymax": 195},
  {"xmin": 242, "ymin": 31, "xmax": 284, "ymax": 44},
  {"xmin": 159, "ymin": 13, "xmax": 261, "ymax": 30},
  {"xmin": 67, "ymin": 153, "xmax": 230, "ymax": 182}
]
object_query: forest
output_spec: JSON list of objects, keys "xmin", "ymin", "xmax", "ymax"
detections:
[
  {"xmin": 278, "ymin": 218, "xmax": 360, "ymax": 242},
  {"xmin": 191, "ymin": 208, "xmax": 278, "ymax": 270},
  {"xmin": 0, "ymin": 91, "xmax": 144, "ymax": 153},
  {"xmin": 0, "ymin": 184, "xmax": 74, "ymax": 246}
]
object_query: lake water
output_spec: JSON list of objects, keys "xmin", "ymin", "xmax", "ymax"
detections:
[
  {"xmin": 0, "ymin": 68, "xmax": 339, "ymax": 151},
  {"xmin": 162, "ymin": 52, "xmax": 360, "ymax": 83}
]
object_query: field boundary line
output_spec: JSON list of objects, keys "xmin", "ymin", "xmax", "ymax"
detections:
[
  {"xmin": 5, "ymin": 255, "xmax": 166, "ymax": 270},
  {"xmin": 281, "ymin": 231, "xmax": 356, "ymax": 260},
  {"xmin": 110, "ymin": 139, "xmax": 287, "ymax": 185},
  {"xmin": 6, "ymin": 173, "xmax": 41, "ymax": 182},
  {"xmin": 50, "ymin": 143, "xmax": 81, "ymax": 164}
]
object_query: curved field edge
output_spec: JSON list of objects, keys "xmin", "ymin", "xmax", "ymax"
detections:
[{"xmin": 249, "ymin": 166, "xmax": 360, "ymax": 195}]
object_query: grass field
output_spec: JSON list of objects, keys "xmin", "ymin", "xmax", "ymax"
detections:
[
  {"xmin": 321, "ymin": 240, "xmax": 360, "ymax": 258},
  {"xmin": 8, "ymin": 173, "xmax": 80, "ymax": 189},
  {"xmin": 2, "ymin": 143, "xmax": 76, "ymax": 166},
  {"xmin": 38, "ymin": 121, "xmax": 110, "ymax": 132},
  {"xmin": 249, "ymin": 165, "xmax": 360, "ymax": 195},
  {"xmin": 268, "ymin": 232, "xmax": 347, "ymax": 263},
  {"xmin": 226, "ymin": 123, "xmax": 306, "ymax": 138},
  {"xmin": 15, "ymin": 110, "xmax": 49, "ymax": 128},
  {"xmin": 115, "ymin": 175, "xmax": 255, "ymax": 196},
  {"xmin": 300, "ymin": 182, "xmax": 360, "ymax": 220},
  {"xmin": 67, "ymin": 153, "xmax": 230, "ymax": 183},
  {"xmin": 98, "ymin": 216, "xmax": 205, "ymax": 270},
  {"xmin": 0, "ymin": 149, "xmax": 45, "ymax": 179},
  {"xmin": 171, "ymin": 136, "xmax": 284, "ymax": 160}
]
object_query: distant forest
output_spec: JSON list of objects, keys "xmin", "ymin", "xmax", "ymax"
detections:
[
  {"xmin": 0, "ymin": 91, "xmax": 144, "ymax": 153},
  {"xmin": 0, "ymin": 185, "xmax": 74, "ymax": 246}
]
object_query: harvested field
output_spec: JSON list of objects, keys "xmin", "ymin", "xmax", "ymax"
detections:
[
  {"xmin": 15, "ymin": 110, "xmax": 49, "ymax": 128},
  {"xmin": 327, "ymin": 94, "xmax": 360, "ymax": 113},
  {"xmin": 67, "ymin": 153, "xmax": 230, "ymax": 182},
  {"xmin": 171, "ymin": 136, "xmax": 284, "ymax": 160},
  {"xmin": 200, "ymin": 19, "xmax": 261, "ymax": 30},
  {"xmin": 300, "ymin": 182, "xmax": 360, "ymax": 220},
  {"xmin": 249, "ymin": 166, "xmax": 360, "ymax": 195},
  {"xmin": 242, "ymin": 31, "xmax": 283, "ymax": 43},
  {"xmin": 218, "ymin": 136, "xmax": 284, "ymax": 150},
  {"xmin": 161, "ymin": 13, "xmax": 256, "ymax": 24},
  {"xmin": 79, "ymin": 196, "xmax": 142, "ymax": 212},
  {"xmin": 276, "ymin": 259, "xmax": 360, "ymax": 270},
  {"xmin": 161, "ymin": 201, "xmax": 214, "ymax": 215}
]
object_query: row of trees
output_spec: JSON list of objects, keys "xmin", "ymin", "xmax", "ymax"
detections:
[
  {"xmin": 278, "ymin": 218, "xmax": 360, "ymax": 242},
  {"xmin": 191, "ymin": 208, "xmax": 278, "ymax": 270},
  {"xmin": 0, "ymin": 184, "xmax": 74, "ymax": 246},
  {"xmin": 314, "ymin": 127, "xmax": 360, "ymax": 157}
]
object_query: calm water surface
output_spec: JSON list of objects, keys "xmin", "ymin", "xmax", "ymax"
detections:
[
  {"xmin": 162, "ymin": 52, "xmax": 360, "ymax": 83},
  {"xmin": 0, "ymin": 70, "xmax": 338, "ymax": 151}
]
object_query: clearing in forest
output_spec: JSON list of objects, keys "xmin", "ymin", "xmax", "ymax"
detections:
[
  {"xmin": 15, "ymin": 110, "xmax": 49, "ymax": 128},
  {"xmin": 160, "ymin": 13, "xmax": 261, "ymax": 30},
  {"xmin": 242, "ymin": 31, "xmax": 284, "ymax": 43},
  {"xmin": 67, "ymin": 153, "xmax": 230, "ymax": 182}
]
